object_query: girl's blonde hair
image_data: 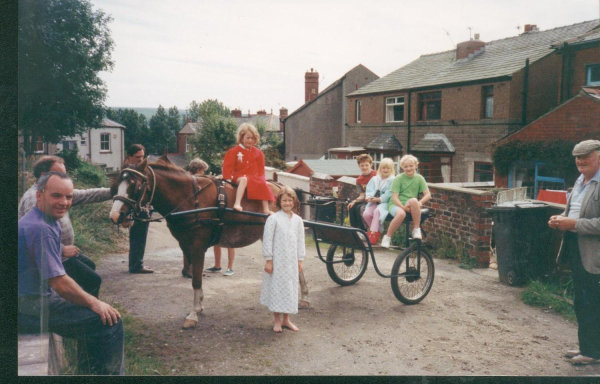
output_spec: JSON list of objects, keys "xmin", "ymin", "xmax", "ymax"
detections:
[
  {"xmin": 276, "ymin": 186, "xmax": 300, "ymax": 214},
  {"xmin": 400, "ymin": 154, "xmax": 419, "ymax": 169},
  {"xmin": 237, "ymin": 123, "xmax": 260, "ymax": 144},
  {"xmin": 377, "ymin": 158, "xmax": 396, "ymax": 177}
]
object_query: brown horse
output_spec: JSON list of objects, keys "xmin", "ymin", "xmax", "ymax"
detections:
[{"xmin": 109, "ymin": 154, "xmax": 308, "ymax": 328}]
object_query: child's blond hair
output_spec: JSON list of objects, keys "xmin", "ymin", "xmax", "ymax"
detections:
[
  {"xmin": 377, "ymin": 158, "xmax": 396, "ymax": 177},
  {"xmin": 237, "ymin": 123, "xmax": 260, "ymax": 144},
  {"xmin": 400, "ymin": 154, "xmax": 419, "ymax": 169}
]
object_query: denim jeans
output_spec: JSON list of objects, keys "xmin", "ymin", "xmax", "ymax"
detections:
[
  {"xmin": 129, "ymin": 216, "xmax": 150, "ymax": 272},
  {"xmin": 18, "ymin": 292, "xmax": 125, "ymax": 375}
]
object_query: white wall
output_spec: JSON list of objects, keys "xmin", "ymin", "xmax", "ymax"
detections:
[
  {"xmin": 89, "ymin": 128, "xmax": 124, "ymax": 171},
  {"xmin": 276, "ymin": 172, "xmax": 311, "ymax": 219}
]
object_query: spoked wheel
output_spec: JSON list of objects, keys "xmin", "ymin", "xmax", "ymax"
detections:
[
  {"xmin": 326, "ymin": 244, "xmax": 368, "ymax": 286},
  {"xmin": 391, "ymin": 243, "xmax": 435, "ymax": 304}
]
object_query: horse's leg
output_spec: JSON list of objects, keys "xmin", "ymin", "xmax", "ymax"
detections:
[
  {"xmin": 182, "ymin": 248, "xmax": 191, "ymax": 278},
  {"xmin": 299, "ymin": 270, "xmax": 310, "ymax": 309},
  {"xmin": 182, "ymin": 246, "xmax": 207, "ymax": 329}
]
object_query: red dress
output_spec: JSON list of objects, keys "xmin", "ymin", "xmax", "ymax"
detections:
[{"xmin": 222, "ymin": 144, "xmax": 275, "ymax": 201}]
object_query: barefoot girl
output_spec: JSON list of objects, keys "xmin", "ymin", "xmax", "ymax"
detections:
[
  {"xmin": 222, "ymin": 123, "xmax": 275, "ymax": 214},
  {"xmin": 362, "ymin": 157, "xmax": 396, "ymax": 244},
  {"xmin": 260, "ymin": 187, "xmax": 305, "ymax": 332}
]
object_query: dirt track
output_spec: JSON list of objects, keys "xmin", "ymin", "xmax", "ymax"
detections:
[{"xmin": 98, "ymin": 221, "xmax": 599, "ymax": 376}]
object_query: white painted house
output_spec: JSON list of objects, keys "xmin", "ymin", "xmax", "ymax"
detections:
[{"xmin": 55, "ymin": 118, "xmax": 126, "ymax": 171}]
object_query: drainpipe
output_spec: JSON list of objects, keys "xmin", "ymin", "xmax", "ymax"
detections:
[
  {"xmin": 282, "ymin": 118, "xmax": 287, "ymax": 161},
  {"xmin": 521, "ymin": 58, "xmax": 529, "ymax": 126},
  {"xmin": 88, "ymin": 130, "xmax": 92, "ymax": 164},
  {"xmin": 565, "ymin": 47, "xmax": 573, "ymax": 100},
  {"xmin": 406, "ymin": 90, "xmax": 412, "ymax": 153}
]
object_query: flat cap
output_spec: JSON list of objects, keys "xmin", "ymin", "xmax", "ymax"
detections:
[{"xmin": 572, "ymin": 140, "xmax": 600, "ymax": 156}]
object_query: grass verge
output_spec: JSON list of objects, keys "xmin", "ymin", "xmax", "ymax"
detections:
[
  {"xmin": 61, "ymin": 303, "xmax": 169, "ymax": 375},
  {"xmin": 521, "ymin": 279, "xmax": 576, "ymax": 322}
]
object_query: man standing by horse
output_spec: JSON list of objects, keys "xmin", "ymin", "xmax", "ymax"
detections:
[
  {"xmin": 124, "ymin": 144, "xmax": 154, "ymax": 274},
  {"xmin": 18, "ymin": 171, "xmax": 125, "ymax": 375}
]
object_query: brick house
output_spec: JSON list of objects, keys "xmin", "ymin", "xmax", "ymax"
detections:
[
  {"xmin": 176, "ymin": 120, "xmax": 202, "ymax": 155},
  {"xmin": 493, "ymin": 25, "xmax": 600, "ymax": 192},
  {"xmin": 346, "ymin": 20, "xmax": 599, "ymax": 183},
  {"xmin": 284, "ymin": 65, "xmax": 379, "ymax": 161}
]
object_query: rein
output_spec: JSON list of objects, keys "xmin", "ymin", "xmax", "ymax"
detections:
[{"xmin": 113, "ymin": 167, "xmax": 157, "ymax": 222}]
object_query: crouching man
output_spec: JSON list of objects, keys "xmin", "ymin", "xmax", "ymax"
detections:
[{"xmin": 18, "ymin": 172, "xmax": 125, "ymax": 375}]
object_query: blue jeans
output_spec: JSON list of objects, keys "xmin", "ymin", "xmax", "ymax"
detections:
[
  {"xmin": 129, "ymin": 217, "xmax": 149, "ymax": 272},
  {"xmin": 18, "ymin": 292, "xmax": 125, "ymax": 375}
]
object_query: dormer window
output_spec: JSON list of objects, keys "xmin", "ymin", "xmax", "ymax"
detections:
[{"xmin": 587, "ymin": 64, "xmax": 600, "ymax": 86}]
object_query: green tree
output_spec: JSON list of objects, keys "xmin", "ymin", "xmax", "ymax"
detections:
[
  {"xmin": 191, "ymin": 100, "xmax": 236, "ymax": 174},
  {"xmin": 148, "ymin": 106, "xmax": 170, "ymax": 155},
  {"xmin": 199, "ymin": 99, "xmax": 230, "ymax": 119},
  {"xmin": 183, "ymin": 100, "xmax": 202, "ymax": 124},
  {"xmin": 167, "ymin": 106, "xmax": 181, "ymax": 152},
  {"xmin": 19, "ymin": 0, "xmax": 114, "ymax": 155},
  {"xmin": 105, "ymin": 108, "xmax": 150, "ymax": 150}
]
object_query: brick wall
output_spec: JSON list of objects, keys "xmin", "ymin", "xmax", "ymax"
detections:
[
  {"xmin": 177, "ymin": 133, "xmax": 190, "ymax": 155},
  {"xmin": 309, "ymin": 172, "xmax": 336, "ymax": 196},
  {"xmin": 568, "ymin": 47, "xmax": 600, "ymax": 97},
  {"xmin": 336, "ymin": 176, "xmax": 360, "ymax": 201},
  {"xmin": 422, "ymin": 184, "xmax": 497, "ymax": 266}
]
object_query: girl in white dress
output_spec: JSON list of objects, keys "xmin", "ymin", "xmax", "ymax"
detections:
[{"xmin": 261, "ymin": 187, "xmax": 305, "ymax": 332}]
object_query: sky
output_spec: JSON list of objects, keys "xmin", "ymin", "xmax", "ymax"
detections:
[{"xmin": 94, "ymin": 0, "xmax": 599, "ymax": 115}]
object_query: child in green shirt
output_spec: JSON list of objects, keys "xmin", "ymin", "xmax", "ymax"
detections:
[{"xmin": 381, "ymin": 155, "xmax": 431, "ymax": 248}]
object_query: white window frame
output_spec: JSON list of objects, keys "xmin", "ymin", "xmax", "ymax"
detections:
[
  {"xmin": 587, "ymin": 64, "xmax": 600, "ymax": 86},
  {"xmin": 386, "ymin": 96, "xmax": 405, "ymax": 123},
  {"xmin": 186, "ymin": 136, "xmax": 192, "ymax": 153},
  {"xmin": 483, "ymin": 85, "xmax": 494, "ymax": 118},
  {"xmin": 100, "ymin": 132, "xmax": 110, "ymax": 152},
  {"xmin": 80, "ymin": 136, "xmax": 87, "ymax": 146},
  {"xmin": 356, "ymin": 100, "xmax": 361, "ymax": 123}
]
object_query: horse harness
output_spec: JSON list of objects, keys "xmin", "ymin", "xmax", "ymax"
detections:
[{"xmin": 114, "ymin": 167, "xmax": 277, "ymax": 247}]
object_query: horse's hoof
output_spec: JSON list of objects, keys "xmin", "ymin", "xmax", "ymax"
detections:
[{"xmin": 182, "ymin": 319, "xmax": 197, "ymax": 329}]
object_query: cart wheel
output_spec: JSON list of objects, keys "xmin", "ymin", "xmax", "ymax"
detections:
[
  {"xmin": 326, "ymin": 244, "xmax": 368, "ymax": 286},
  {"xmin": 507, "ymin": 271, "xmax": 519, "ymax": 286},
  {"xmin": 391, "ymin": 244, "xmax": 435, "ymax": 305}
]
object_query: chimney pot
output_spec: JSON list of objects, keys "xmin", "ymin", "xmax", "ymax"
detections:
[{"xmin": 474, "ymin": 33, "xmax": 480, "ymax": 40}]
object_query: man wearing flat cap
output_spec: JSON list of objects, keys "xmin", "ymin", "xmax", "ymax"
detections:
[{"xmin": 549, "ymin": 139, "xmax": 600, "ymax": 365}]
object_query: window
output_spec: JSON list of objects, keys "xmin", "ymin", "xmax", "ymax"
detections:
[
  {"xmin": 356, "ymin": 100, "xmax": 361, "ymax": 123},
  {"xmin": 80, "ymin": 136, "xmax": 87, "ymax": 146},
  {"xmin": 186, "ymin": 136, "xmax": 192, "ymax": 153},
  {"xmin": 587, "ymin": 64, "xmax": 600, "ymax": 86},
  {"xmin": 482, "ymin": 85, "xmax": 494, "ymax": 118},
  {"xmin": 62, "ymin": 140, "xmax": 76, "ymax": 150},
  {"xmin": 474, "ymin": 162, "xmax": 493, "ymax": 182},
  {"xmin": 34, "ymin": 136, "xmax": 45, "ymax": 153},
  {"xmin": 419, "ymin": 91, "xmax": 442, "ymax": 121},
  {"xmin": 100, "ymin": 133, "xmax": 110, "ymax": 151},
  {"xmin": 386, "ymin": 96, "xmax": 405, "ymax": 122}
]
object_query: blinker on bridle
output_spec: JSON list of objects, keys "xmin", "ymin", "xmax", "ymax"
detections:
[{"xmin": 112, "ymin": 167, "xmax": 156, "ymax": 221}]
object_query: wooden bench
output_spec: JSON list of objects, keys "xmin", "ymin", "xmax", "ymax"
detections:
[{"xmin": 18, "ymin": 333, "xmax": 66, "ymax": 376}]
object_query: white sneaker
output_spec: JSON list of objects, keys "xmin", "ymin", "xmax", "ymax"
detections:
[
  {"xmin": 381, "ymin": 235, "xmax": 392, "ymax": 248},
  {"xmin": 412, "ymin": 228, "xmax": 422, "ymax": 240},
  {"xmin": 223, "ymin": 268, "xmax": 234, "ymax": 276}
]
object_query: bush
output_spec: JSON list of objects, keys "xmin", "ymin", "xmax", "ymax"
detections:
[
  {"xmin": 57, "ymin": 146, "xmax": 82, "ymax": 171},
  {"xmin": 74, "ymin": 161, "xmax": 109, "ymax": 187}
]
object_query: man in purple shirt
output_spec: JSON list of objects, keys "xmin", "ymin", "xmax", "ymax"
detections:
[{"xmin": 18, "ymin": 172, "xmax": 125, "ymax": 375}]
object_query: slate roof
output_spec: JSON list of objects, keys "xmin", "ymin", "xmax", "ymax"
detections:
[
  {"xmin": 100, "ymin": 118, "xmax": 125, "ymax": 129},
  {"xmin": 179, "ymin": 121, "xmax": 201, "ymax": 134},
  {"xmin": 350, "ymin": 20, "xmax": 599, "ymax": 96},
  {"xmin": 328, "ymin": 146, "xmax": 365, "ymax": 153},
  {"xmin": 412, "ymin": 134, "xmax": 456, "ymax": 153},
  {"xmin": 552, "ymin": 24, "xmax": 600, "ymax": 47},
  {"xmin": 234, "ymin": 114, "xmax": 280, "ymax": 131},
  {"xmin": 365, "ymin": 133, "xmax": 403, "ymax": 152},
  {"xmin": 301, "ymin": 159, "xmax": 362, "ymax": 176}
]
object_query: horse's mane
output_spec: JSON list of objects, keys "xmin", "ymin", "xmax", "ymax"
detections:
[{"xmin": 147, "ymin": 158, "xmax": 188, "ymax": 174}]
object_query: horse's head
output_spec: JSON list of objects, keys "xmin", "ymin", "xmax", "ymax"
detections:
[{"xmin": 109, "ymin": 159, "xmax": 150, "ymax": 228}]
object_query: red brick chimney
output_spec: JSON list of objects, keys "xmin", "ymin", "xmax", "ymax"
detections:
[
  {"xmin": 456, "ymin": 34, "xmax": 485, "ymax": 60},
  {"xmin": 305, "ymin": 68, "xmax": 319, "ymax": 103},
  {"xmin": 279, "ymin": 107, "xmax": 288, "ymax": 131},
  {"xmin": 231, "ymin": 108, "xmax": 242, "ymax": 118},
  {"xmin": 257, "ymin": 110, "xmax": 267, "ymax": 115},
  {"xmin": 523, "ymin": 24, "xmax": 538, "ymax": 33}
]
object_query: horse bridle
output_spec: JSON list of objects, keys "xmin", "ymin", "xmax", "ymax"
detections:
[{"xmin": 113, "ymin": 167, "xmax": 157, "ymax": 221}]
